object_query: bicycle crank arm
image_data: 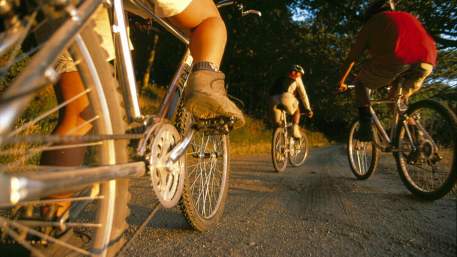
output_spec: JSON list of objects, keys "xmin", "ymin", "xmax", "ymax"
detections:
[
  {"xmin": 0, "ymin": 162, "xmax": 145, "ymax": 207},
  {"xmin": 168, "ymin": 129, "xmax": 195, "ymax": 163}
]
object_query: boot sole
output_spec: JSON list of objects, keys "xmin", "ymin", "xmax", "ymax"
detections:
[{"xmin": 184, "ymin": 93, "xmax": 245, "ymax": 129}]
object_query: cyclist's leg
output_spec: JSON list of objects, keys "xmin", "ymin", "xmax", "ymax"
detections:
[
  {"xmin": 402, "ymin": 62, "xmax": 433, "ymax": 99},
  {"xmin": 279, "ymin": 93, "xmax": 301, "ymax": 138},
  {"xmin": 161, "ymin": 0, "xmax": 244, "ymax": 128},
  {"xmin": 40, "ymin": 63, "xmax": 93, "ymax": 218},
  {"xmin": 39, "ymin": 8, "xmax": 113, "ymax": 218},
  {"xmin": 291, "ymin": 110, "xmax": 302, "ymax": 139},
  {"xmin": 271, "ymin": 95, "xmax": 283, "ymax": 127},
  {"xmin": 355, "ymin": 61, "xmax": 406, "ymax": 141}
]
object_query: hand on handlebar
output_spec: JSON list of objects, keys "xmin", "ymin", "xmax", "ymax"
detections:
[
  {"xmin": 304, "ymin": 109, "xmax": 314, "ymax": 118},
  {"xmin": 337, "ymin": 82, "xmax": 348, "ymax": 93}
]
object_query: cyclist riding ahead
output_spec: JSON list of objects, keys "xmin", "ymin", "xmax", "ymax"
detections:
[
  {"xmin": 270, "ymin": 65, "xmax": 313, "ymax": 139},
  {"xmin": 337, "ymin": 0, "xmax": 437, "ymax": 141}
]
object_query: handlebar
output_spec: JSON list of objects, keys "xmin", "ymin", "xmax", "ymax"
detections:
[
  {"xmin": 216, "ymin": 0, "xmax": 262, "ymax": 17},
  {"xmin": 336, "ymin": 84, "xmax": 355, "ymax": 95}
]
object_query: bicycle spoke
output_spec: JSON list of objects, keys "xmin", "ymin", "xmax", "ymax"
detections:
[
  {"xmin": 13, "ymin": 195, "xmax": 104, "ymax": 207},
  {"xmin": 1, "ymin": 223, "xmax": 46, "ymax": 257},
  {"xmin": 17, "ymin": 220, "xmax": 101, "ymax": 228},
  {"xmin": 8, "ymin": 89, "xmax": 92, "ymax": 137},
  {"xmin": 1, "ymin": 114, "xmax": 100, "ymax": 171},
  {"xmin": 1, "ymin": 217, "xmax": 92, "ymax": 256}
]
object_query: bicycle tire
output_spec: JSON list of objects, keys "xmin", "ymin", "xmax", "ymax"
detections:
[
  {"xmin": 394, "ymin": 99, "xmax": 457, "ymax": 200},
  {"xmin": 347, "ymin": 120, "xmax": 380, "ymax": 180},
  {"xmin": 175, "ymin": 104, "xmax": 231, "ymax": 231},
  {"xmin": 289, "ymin": 130, "xmax": 309, "ymax": 167},
  {"xmin": 0, "ymin": 21, "xmax": 130, "ymax": 257},
  {"xmin": 272, "ymin": 127, "xmax": 288, "ymax": 172}
]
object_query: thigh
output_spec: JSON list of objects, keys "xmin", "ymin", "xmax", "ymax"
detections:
[
  {"xmin": 163, "ymin": 0, "xmax": 220, "ymax": 28},
  {"xmin": 280, "ymin": 93, "xmax": 299, "ymax": 115},
  {"xmin": 270, "ymin": 95, "xmax": 282, "ymax": 124},
  {"xmin": 403, "ymin": 63, "xmax": 433, "ymax": 91},
  {"xmin": 358, "ymin": 60, "xmax": 410, "ymax": 89}
]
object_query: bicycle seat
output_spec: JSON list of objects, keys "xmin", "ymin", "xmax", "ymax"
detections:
[{"xmin": 396, "ymin": 63, "xmax": 425, "ymax": 81}]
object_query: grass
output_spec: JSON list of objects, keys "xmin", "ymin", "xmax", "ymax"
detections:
[
  {"xmin": 139, "ymin": 84, "xmax": 331, "ymax": 156},
  {"xmin": 229, "ymin": 117, "xmax": 331, "ymax": 156}
]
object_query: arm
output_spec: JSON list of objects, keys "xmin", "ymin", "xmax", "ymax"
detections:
[
  {"xmin": 338, "ymin": 21, "xmax": 371, "ymax": 91},
  {"xmin": 295, "ymin": 77, "xmax": 313, "ymax": 117}
]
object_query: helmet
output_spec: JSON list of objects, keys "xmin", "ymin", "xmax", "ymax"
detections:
[
  {"xmin": 290, "ymin": 64, "xmax": 305, "ymax": 75},
  {"xmin": 365, "ymin": 0, "xmax": 395, "ymax": 20}
]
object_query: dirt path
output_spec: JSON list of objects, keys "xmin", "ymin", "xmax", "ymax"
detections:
[{"xmin": 122, "ymin": 145, "xmax": 456, "ymax": 257}]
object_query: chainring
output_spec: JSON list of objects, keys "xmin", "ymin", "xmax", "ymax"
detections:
[{"xmin": 146, "ymin": 123, "xmax": 185, "ymax": 208}]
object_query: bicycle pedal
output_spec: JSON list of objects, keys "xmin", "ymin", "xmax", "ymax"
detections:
[
  {"xmin": 192, "ymin": 116, "xmax": 235, "ymax": 134},
  {"xmin": 126, "ymin": 124, "xmax": 146, "ymax": 135}
]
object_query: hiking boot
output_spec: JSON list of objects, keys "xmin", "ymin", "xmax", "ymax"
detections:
[
  {"xmin": 357, "ymin": 119, "xmax": 372, "ymax": 142},
  {"xmin": 183, "ymin": 70, "xmax": 245, "ymax": 129},
  {"xmin": 292, "ymin": 124, "xmax": 302, "ymax": 139}
]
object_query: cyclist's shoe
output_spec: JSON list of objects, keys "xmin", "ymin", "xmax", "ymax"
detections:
[
  {"xmin": 292, "ymin": 124, "xmax": 302, "ymax": 139},
  {"xmin": 183, "ymin": 70, "xmax": 245, "ymax": 129},
  {"xmin": 357, "ymin": 119, "xmax": 372, "ymax": 142}
]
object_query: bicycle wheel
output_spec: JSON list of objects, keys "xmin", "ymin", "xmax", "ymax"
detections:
[
  {"xmin": 175, "ymin": 106, "xmax": 230, "ymax": 231},
  {"xmin": 272, "ymin": 127, "xmax": 288, "ymax": 172},
  {"xmin": 395, "ymin": 100, "xmax": 457, "ymax": 200},
  {"xmin": 347, "ymin": 120, "xmax": 380, "ymax": 179},
  {"xmin": 0, "ymin": 17, "xmax": 129, "ymax": 257},
  {"xmin": 289, "ymin": 130, "xmax": 309, "ymax": 167}
]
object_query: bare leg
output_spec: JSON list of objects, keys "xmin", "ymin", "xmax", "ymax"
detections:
[
  {"xmin": 291, "ymin": 110, "xmax": 302, "ymax": 138},
  {"xmin": 169, "ymin": 0, "xmax": 226, "ymax": 66},
  {"xmin": 170, "ymin": 0, "xmax": 244, "ymax": 128},
  {"xmin": 40, "ymin": 71, "xmax": 92, "ymax": 217},
  {"xmin": 292, "ymin": 110, "xmax": 300, "ymax": 125}
]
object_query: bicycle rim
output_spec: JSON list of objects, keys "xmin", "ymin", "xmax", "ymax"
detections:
[
  {"xmin": 347, "ymin": 120, "xmax": 379, "ymax": 180},
  {"xmin": 0, "ymin": 17, "xmax": 129, "ymax": 257},
  {"xmin": 272, "ymin": 128, "xmax": 288, "ymax": 172},
  {"xmin": 176, "ymin": 106, "xmax": 230, "ymax": 232},
  {"xmin": 395, "ymin": 100, "xmax": 457, "ymax": 200},
  {"xmin": 289, "ymin": 131, "xmax": 309, "ymax": 167}
]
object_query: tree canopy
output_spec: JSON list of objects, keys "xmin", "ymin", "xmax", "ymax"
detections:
[{"xmin": 132, "ymin": 0, "xmax": 457, "ymax": 139}]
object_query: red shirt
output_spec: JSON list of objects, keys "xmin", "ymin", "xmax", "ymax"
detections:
[{"xmin": 348, "ymin": 11, "xmax": 437, "ymax": 66}]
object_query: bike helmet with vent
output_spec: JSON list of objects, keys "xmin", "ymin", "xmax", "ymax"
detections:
[
  {"xmin": 365, "ymin": 0, "xmax": 395, "ymax": 20},
  {"xmin": 290, "ymin": 64, "xmax": 305, "ymax": 75}
]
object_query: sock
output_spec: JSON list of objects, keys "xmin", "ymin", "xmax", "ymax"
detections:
[
  {"xmin": 358, "ymin": 107, "xmax": 372, "ymax": 122},
  {"xmin": 192, "ymin": 61, "xmax": 219, "ymax": 72}
]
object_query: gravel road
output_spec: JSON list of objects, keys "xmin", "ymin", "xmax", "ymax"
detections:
[{"xmin": 122, "ymin": 144, "xmax": 456, "ymax": 257}]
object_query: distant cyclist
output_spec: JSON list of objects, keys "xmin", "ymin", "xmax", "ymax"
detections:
[
  {"xmin": 337, "ymin": 0, "xmax": 437, "ymax": 141},
  {"xmin": 270, "ymin": 65, "xmax": 313, "ymax": 139}
]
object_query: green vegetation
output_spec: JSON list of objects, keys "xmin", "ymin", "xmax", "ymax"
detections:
[
  {"xmin": 139, "ymin": 85, "xmax": 330, "ymax": 156},
  {"xmin": 229, "ymin": 116, "xmax": 330, "ymax": 156},
  {"xmin": 131, "ymin": 0, "xmax": 457, "ymax": 141}
]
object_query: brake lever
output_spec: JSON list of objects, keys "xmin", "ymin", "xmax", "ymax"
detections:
[
  {"xmin": 236, "ymin": 3, "xmax": 262, "ymax": 17},
  {"xmin": 242, "ymin": 9, "xmax": 262, "ymax": 17},
  {"xmin": 335, "ymin": 85, "xmax": 355, "ymax": 95}
]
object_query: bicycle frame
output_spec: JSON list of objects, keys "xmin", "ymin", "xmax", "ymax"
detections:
[
  {"xmin": 0, "ymin": 0, "xmax": 255, "ymax": 206},
  {"xmin": 370, "ymin": 99, "xmax": 398, "ymax": 147},
  {"xmin": 368, "ymin": 88, "xmax": 421, "ymax": 153},
  {"xmin": 279, "ymin": 110, "xmax": 298, "ymax": 153}
]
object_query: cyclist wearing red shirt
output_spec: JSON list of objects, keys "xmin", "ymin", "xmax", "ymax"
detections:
[{"xmin": 338, "ymin": 0, "xmax": 437, "ymax": 141}]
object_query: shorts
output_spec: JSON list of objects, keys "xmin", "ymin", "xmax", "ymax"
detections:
[
  {"xmin": 124, "ymin": 0, "xmax": 192, "ymax": 19},
  {"xmin": 358, "ymin": 60, "xmax": 433, "ymax": 91},
  {"xmin": 154, "ymin": 0, "xmax": 193, "ymax": 17},
  {"xmin": 55, "ymin": 0, "xmax": 193, "ymax": 73},
  {"xmin": 52, "ymin": 6, "xmax": 116, "ymax": 73},
  {"xmin": 271, "ymin": 93, "xmax": 299, "ymax": 125}
]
